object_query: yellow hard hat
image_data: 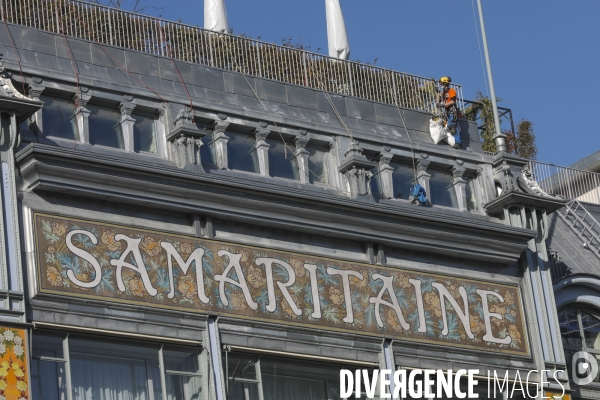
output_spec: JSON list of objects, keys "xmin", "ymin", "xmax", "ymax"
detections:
[{"xmin": 439, "ymin": 76, "xmax": 452, "ymax": 84}]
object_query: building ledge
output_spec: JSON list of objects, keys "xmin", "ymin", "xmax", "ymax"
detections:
[{"xmin": 17, "ymin": 143, "xmax": 536, "ymax": 264}]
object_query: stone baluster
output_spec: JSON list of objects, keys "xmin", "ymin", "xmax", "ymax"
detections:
[
  {"xmin": 119, "ymin": 101, "xmax": 136, "ymax": 152},
  {"xmin": 254, "ymin": 124, "xmax": 270, "ymax": 177},
  {"xmin": 72, "ymin": 87, "xmax": 91, "ymax": 144},
  {"xmin": 416, "ymin": 158, "xmax": 431, "ymax": 196},
  {"xmin": 377, "ymin": 148, "xmax": 394, "ymax": 199},
  {"xmin": 294, "ymin": 135, "xmax": 310, "ymax": 183},
  {"xmin": 452, "ymin": 163, "xmax": 468, "ymax": 211},
  {"xmin": 26, "ymin": 82, "xmax": 44, "ymax": 134},
  {"xmin": 212, "ymin": 119, "xmax": 230, "ymax": 169}
]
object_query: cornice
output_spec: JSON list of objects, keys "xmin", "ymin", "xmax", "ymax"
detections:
[{"xmin": 16, "ymin": 144, "xmax": 536, "ymax": 263}]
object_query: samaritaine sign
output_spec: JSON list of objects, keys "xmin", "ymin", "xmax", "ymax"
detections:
[{"xmin": 34, "ymin": 213, "xmax": 528, "ymax": 355}]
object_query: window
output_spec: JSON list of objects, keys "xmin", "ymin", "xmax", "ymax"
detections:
[
  {"xmin": 32, "ymin": 332, "xmax": 206, "ymax": 400},
  {"xmin": 133, "ymin": 113, "xmax": 157, "ymax": 153},
  {"xmin": 227, "ymin": 131, "xmax": 259, "ymax": 173},
  {"xmin": 559, "ymin": 307, "xmax": 600, "ymax": 383},
  {"xmin": 306, "ymin": 145, "xmax": 329, "ymax": 184},
  {"xmin": 224, "ymin": 352, "xmax": 372, "ymax": 400},
  {"xmin": 428, "ymin": 168, "xmax": 458, "ymax": 208},
  {"xmin": 267, "ymin": 138, "xmax": 298, "ymax": 180},
  {"xmin": 200, "ymin": 133, "xmax": 218, "ymax": 169},
  {"xmin": 370, "ymin": 162, "xmax": 382, "ymax": 198},
  {"xmin": 88, "ymin": 104, "xmax": 124, "ymax": 149},
  {"xmin": 391, "ymin": 162, "xmax": 415, "ymax": 200},
  {"xmin": 39, "ymin": 94, "xmax": 77, "ymax": 140},
  {"xmin": 465, "ymin": 177, "xmax": 478, "ymax": 211}
]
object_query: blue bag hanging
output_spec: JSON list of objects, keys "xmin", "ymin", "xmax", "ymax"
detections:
[{"xmin": 409, "ymin": 183, "xmax": 429, "ymax": 206}]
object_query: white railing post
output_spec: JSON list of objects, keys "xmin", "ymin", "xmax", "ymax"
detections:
[
  {"xmin": 302, "ymin": 50, "xmax": 308, "ymax": 87},
  {"xmin": 107, "ymin": 7, "xmax": 113, "ymax": 46}
]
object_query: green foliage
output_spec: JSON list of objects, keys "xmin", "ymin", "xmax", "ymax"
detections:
[
  {"xmin": 514, "ymin": 119, "xmax": 537, "ymax": 160},
  {"xmin": 463, "ymin": 91, "xmax": 504, "ymax": 153},
  {"xmin": 464, "ymin": 92, "xmax": 537, "ymax": 159}
]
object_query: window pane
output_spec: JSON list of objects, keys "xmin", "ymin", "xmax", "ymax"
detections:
[
  {"xmin": 558, "ymin": 308, "xmax": 582, "ymax": 348},
  {"xmin": 20, "ymin": 117, "xmax": 31, "ymax": 134},
  {"xmin": 307, "ymin": 146, "xmax": 329, "ymax": 184},
  {"xmin": 31, "ymin": 360, "xmax": 68, "ymax": 400},
  {"xmin": 260, "ymin": 358, "xmax": 330, "ymax": 400},
  {"xmin": 133, "ymin": 113, "xmax": 156, "ymax": 153},
  {"xmin": 465, "ymin": 177, "xmax": 478, "ymax": 211},
  {"xmin": 370, "ymin": 164, "xmax": 382, "ymax": 198},
  {"xmin": 166, "ymin": 375, "xmax": 203, "ymax": 400},
  {"xmin": 69, "ymin": 339, "xmax": 156, "ymax": 400},
  {"xmin": 227, "ymin": 132, "xmax": 259, "ymax": 173},
  {"xmin": 32, "ymin": 333, "xmax": 67, "ymax": 400},
  {"xmin": 33, "ymin": 333, "xmax": 64, "ymax": 359},
  {"xmin": 200, "ymin": 134, "xmax": 217, "ymax": 169},
  {"xmin": 429, "ymin": 169, "xmax": 458, "ymax": 208},
  {"xmin": 391, "ymin": 162, "xmax": 415, "ymax": 200},
  {"xmin": 40, "ymin": 95, "xmax": 76, "ymax": 140},
  {"xmin": 228, "ymin": 380, "xmax": 260, "ymax": 400},
  {"xmin": 225, "ymin": 353, "xmax": 260, "ymax": 399},
  {"xmin": 88, "ymin": 104, "xmax": 124, "ymax": 149},
  {"xmin": 164, "ymin": 349, "xmax": 201, "ymax": 374},
  {"xmin": 267, "ymin": 138, "xmax": 298, "ymax": 180},
  {"xmin": 263, "ymin": 373, "xmax": 327, "ymax": 400},
  {"xmin": 581, "ymin": 312, "xmax": 600, "ymax": 350}
]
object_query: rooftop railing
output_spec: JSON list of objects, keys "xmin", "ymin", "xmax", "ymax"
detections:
[
  {"xmin": 529, "ymin": 160, "xmax": 600, "ymax": 205},
  {"xmin": 0, "ymin": 0, "xmax": 465, "ymax": 114}
]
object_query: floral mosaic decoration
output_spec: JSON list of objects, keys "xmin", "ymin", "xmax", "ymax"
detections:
[
  {"xmin": 0, "ymin": 328, "xmax": 28, "ymax": 400},
  {"xmin": 36, "ymin": 214, "xmax": 528, "ymax": 355}
]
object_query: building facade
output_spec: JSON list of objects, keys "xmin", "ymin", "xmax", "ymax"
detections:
[{"xmin": 0, "ymin": 1, "xmax": 589, "ymax": 399}]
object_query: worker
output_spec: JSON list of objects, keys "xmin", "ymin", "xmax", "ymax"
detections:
[{"xmin": 436, "ymin": 76, "xmax": 462, "ymax": 149}]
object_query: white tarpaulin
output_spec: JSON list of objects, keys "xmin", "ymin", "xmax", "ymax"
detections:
[
  {"xmin": 326, "ymin": 0, "xmax": 350, "ymax": 60},
  {"xmin": 204, "ymin": 0, "xmax": 229, "ymax": 32},
  {"xmin": 429, "ymin": 119, "xmax": 456, "ymax": 146}
]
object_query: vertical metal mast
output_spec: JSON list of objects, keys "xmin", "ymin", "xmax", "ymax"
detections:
[{"xmin": 476, "ymin": 0, "xmax": 507, "ymax": 153}]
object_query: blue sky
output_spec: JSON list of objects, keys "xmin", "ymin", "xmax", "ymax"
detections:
[{"xmin": 128, "ymin": 0, "xmax": 599, "ymax": 167}]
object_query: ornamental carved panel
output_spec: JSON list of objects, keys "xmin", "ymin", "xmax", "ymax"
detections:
[{"xmin": 34, "ymin": 213, "xmax": 528, "ymax": 355}]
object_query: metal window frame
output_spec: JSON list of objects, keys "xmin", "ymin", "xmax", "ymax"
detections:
[
  {"xmin": 32, "ymin": 329, "xmax": 206, "ymax": 400},
  {"xmin": 223, "ymin": 346, "xmax": 378, "ymax": 400}
]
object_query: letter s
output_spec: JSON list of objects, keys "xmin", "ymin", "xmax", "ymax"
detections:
[
  {"xmin": 553, "ymin": 370, "xmax": 565, "ymax": 398},
  {"xmin": 66, "ymin": 230, "xmax": 102, "ymax": 288}
]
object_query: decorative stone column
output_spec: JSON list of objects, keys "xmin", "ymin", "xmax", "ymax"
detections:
[
  {"xmin": 212, "ymin": 118, "xmax": 230, "ymax": 169},
  {"xmin": 338, "ymin": 141, "xmax": 376, "ymax": 197},
  {"xmin": 167, "ymin": 108, "xmax": 206, "ymax": 170},
  {"xmin": 119, "ymin": 101, "xmax": 136, "ymax": 152},
  {"xmin": 72, "ymin": 87, "xmax": 91, "ymax": 144},
  {"xmin": 294, "ymin": 135, "xmax": 310, "ymax": 183},
  {"xmin": 254, "ymin": 124, "xmax": 270, "ymax": 177},
  {"xmin": 416, "ymin": 157, "xmax": 431, "ymax": 196},
  {"xmin": 452, "ymin": 163, "xmax": 468, "ymax": 211},
  {"xmin": 26, "ymin": 82, "xmax": 44, "ymax": 135},
  {"xmin": 377, "ymin": 148, "xmax": 394, "ymax": 199}
]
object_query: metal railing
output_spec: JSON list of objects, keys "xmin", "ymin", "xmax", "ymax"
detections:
[
  {"xmin": 0, "ymin": 0, "xmax": 464, "ymax": 114},
  {"xmin": 529, "ymin": 161, "xmax": 600, "ymax": 205}
]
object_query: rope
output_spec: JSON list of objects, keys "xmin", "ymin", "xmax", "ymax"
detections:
[
  {"xmin": 156, "ymin": 19, "xmax": 194, "ymax": 113},
  {"xmin": 221, "ymin": 42, "xmax": 307, "ymax": 169},
  {"xmin": 69, "ymin": 1, "xmax": 178, "ymax": 114},
  {"xmin": 383, "ymin": 73, "xmax": 418, "ymax": 185},
  {"xmin": 55, "ymin": 0, "xmax": 81, "ymax": 149}
]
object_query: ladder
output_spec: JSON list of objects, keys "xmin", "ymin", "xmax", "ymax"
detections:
[{"xmin": 557, "ymin": 200, "xmax": 600, "ymax": 261}]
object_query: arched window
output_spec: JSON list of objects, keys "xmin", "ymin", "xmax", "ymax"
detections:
[{"xmin": 558, "ymin": 306, "xmax": 600, "ymax": 383}]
